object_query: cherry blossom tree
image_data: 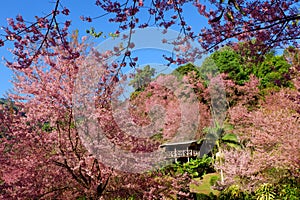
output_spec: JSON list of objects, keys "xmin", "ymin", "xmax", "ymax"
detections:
[
  {"xmin": 0, "ymin": 32, "xmax": 116, "ymax": 199},
  {"xmin": 1, "ymin": 0, "xmax": 299, "ymax": 69},
  {"xmin": 1, "ymin": 31, "xmax": 195, "ymax": 199},
  {"xmin": 216, "ymin": 88, "xmax": 300, "ymax": 192},
  {"xmin": 1, "ymin": 0, "xmax": 300, "ymax": 198}
]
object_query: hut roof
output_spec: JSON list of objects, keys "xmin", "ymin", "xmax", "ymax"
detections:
[{"xmin": 159, "ymin": 140, "xmax": 197, "ymax": 148}]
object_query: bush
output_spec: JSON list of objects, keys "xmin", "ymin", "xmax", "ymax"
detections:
[
  {"xmin": 255, "ymin": 183, "xmax": 276, "ymax": 200},
  {"xmin": 172, "ymin": 155, "xmax": 214, "ymax": 178},
  {"xmin": 219, "ymin": 185, "xmax": 252, "ymax": 200},
  {"xmin": 276, "ymin": 177, "xmax": 300, "ymax": 200},
  {"xmin": 161, "ymin": 155, "xmax": 214, "ymax": 178},
  {"xmin": 218, "ymin": 177, "xmax": 300, "ymax": 200},
  {"xmin": 209, "ymin": 175, "xmax": 220, "ymax": 186},
  {"xmin": 130, "ymin": 90, "xmax": 142, "ymax": 100},
  {"xmin": 278, "ymin": 183, "xmax": 300, "ymax": 200},
  {"xmin": 193, "ymin": 192, "xmax": 218, "ymax": 200}
]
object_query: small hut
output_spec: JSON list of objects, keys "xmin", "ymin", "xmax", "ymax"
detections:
[{"xmin": 160, "ymin": 140, "xmax": 201, "ymax": 163}]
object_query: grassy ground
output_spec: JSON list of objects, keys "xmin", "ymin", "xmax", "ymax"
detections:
[{"xmin": 190, "ymin": 173, "xmax": 220, "ymax": 196}]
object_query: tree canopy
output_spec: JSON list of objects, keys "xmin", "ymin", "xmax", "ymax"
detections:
[
  {"xmin": 129, "ymin": 65, "xmax": 156, "ymax": 91},
  {"xmin": 1, "ymin": 0, "xmax": 299, "ymax": 69},
  {"xmin": 0, "ymin": 1, "xmax": 299, "ymax": 199}
]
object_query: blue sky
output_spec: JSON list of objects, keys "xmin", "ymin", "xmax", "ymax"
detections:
[{"xmin": 0, "ymin": 0, "xmax": 206, "ymax": 98}]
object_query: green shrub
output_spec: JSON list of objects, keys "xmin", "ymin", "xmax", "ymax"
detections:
[
  {"xmin": 255, "ymin": 183, "xmax": 276, "ymax": 200},
  {"xmin": 276, "ymin": 177, "xmax": 300, "ymax": 200},
  {"xmin": 209, "ymin": 175, "xmax": 220, "ymax": 186},
  {"xmin": 129, "ymin": 65, "xmax": 155, "ymax": 91},
  {"xmin": 193, "ymin": 192, "xmax": 218, "ymax": 200},
  {"xmin": 170, "ymin": 155, "xmax": 214, "ymax": 178},
  {"xmin": 219, "ymin": 185, "xmax": 252, "ymax": 200},
  {"xmin": 76, "ymin": 196, "xmax": 86, "ymax": 200},
  {"xmin": 130, "ymin": 90, "xmax": 142, "ymax": 100},
  {"xmin": 278, "ymin": 183, "xmax": 300, "ymax": 200},
  {"xmin": 219, "ymin": 177, "xmax": 300, "ymax": 200}
]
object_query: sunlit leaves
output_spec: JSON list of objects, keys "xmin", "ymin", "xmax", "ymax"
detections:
[{"xmin": 86, "ymin": 27, "xmax": 103, "ymax": 38}]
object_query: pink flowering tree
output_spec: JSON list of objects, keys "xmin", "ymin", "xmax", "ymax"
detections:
[
  {"xmin": 216, "ymin": 88, "xmax": 300, "ymax": 192},
  {"xmin": 1, "ymin": 0, "xmax": 300, "ymax": 198},
  {"xmin": 0, "ymin": 0, "xmax": 299, "ymax": 69},
  {"xmin": 0, "ymin": 31, "xmax": 195, "ymax": 199},
  {"xmin": 0, "ymin": 33, "xmax": 115, "ymax": 199}
]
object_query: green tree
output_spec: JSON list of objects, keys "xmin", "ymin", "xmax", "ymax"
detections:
[
  {"xmin": 204, "ymin": 46, "xmax": 250, "ymax": 85},
  {"xmin": 129, "ymin": 65, "xmax": 155, "ymax": 91},
  {"xmin": 255, "ymin": 52, "xmax": 292, "ymax": 89},
  {"xmin": 202, "ymin": 122, "xmax": 241, "ymax": 184},
  {"xmin": 174, "ymin": 63, "xmax": 200, "ymax": 78},
  {"xmin": 198, "ymin": 57, "xmax": 220, "ymax": 86}
]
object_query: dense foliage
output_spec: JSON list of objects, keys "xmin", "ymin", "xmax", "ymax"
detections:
[
  {"xmin": 163, "ymin": 155, "xmax": 215, "ymax": 179},
  {"xmin": 1, "ymin": 42, "xmax": 299, "ymax": 199},
  {"xmin": 0, "ymin": 1, "xmax": 299, "ymax": 199},
  {"xmin": 255, "ymin": 52, "xmax": 293, "ymax": 89}
]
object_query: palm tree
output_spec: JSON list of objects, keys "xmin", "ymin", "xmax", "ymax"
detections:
[{"xmin": 200, "ymin": 121, "xmax": 241, "ymax": 184}]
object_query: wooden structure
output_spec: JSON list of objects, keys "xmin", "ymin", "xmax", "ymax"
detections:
[{"xmin": 160, "ymin": 140, "xmax": 201, "ymax": 162}]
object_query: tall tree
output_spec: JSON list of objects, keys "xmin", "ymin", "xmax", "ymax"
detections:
[
  {"xmin": 1, "ymin": 33, "xmax": 115, "ymax": 199},
  {"xmin": 1, "ymin": 31, "xmax": 193, "ymax": 199},
  {"xmin": 215, "ymin": 88, "xmax": 300, "ymax": 192},
  {"xmin": 129, "ymin": 65, "xmax": 156, "ymax": 91}
]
